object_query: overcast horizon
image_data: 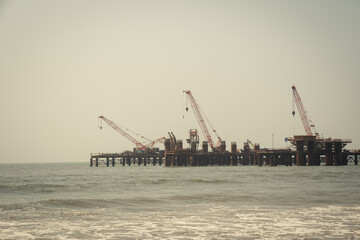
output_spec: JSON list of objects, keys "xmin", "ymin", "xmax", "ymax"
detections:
[{"xmin": 1, "ymin": 0, "xmax": 359, "ymax": 163}]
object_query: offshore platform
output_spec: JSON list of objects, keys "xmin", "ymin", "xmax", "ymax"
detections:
[{"xmin": 90, "ymin": 86, "xmax": 359, "ymax": 167}]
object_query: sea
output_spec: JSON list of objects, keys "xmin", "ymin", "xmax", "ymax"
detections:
[{"xmin": 0, "ymin": 162, "xmax": 359, "ymax": 240}]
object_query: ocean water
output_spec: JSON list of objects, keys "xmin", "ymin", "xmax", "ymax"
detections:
[{"xmin": 0, "ymin": 163, "xmax": 359, "ymax": 240}]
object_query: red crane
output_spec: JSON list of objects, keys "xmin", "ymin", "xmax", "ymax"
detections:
[
  {"xmin": 98, "ymin": 115, "xmax": 165, "ymax": 150},
  {"xmin": 291, "ymin": 86, "xmax": 319, "ymax": 138},
  {"xmin": 183, "ymin": 90, "xmax": 221, "ymax": 150}
]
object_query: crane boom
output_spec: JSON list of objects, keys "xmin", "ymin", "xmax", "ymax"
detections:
[
  {"xmin": 183, "ymin": 90, "xmax": 221, "ymax": 150},
  {"xmin": 145, "ymin": 137, "xmax": 165, "ymax": 149},
  {"xmin": 98, "ymin": 115, "xmax": 145, "ymax": 149},
  {"xmin": 247, "ymin": 139, "xmax": 255, "ymax": 149},
  {"xmin": 291, "ymin": 86, "xmax": 319, "ymax": 137}
]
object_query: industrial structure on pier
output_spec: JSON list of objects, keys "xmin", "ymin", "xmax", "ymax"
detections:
[{"xmin": 91, "ymin": 86, "xmax": 359, "ymax": 167}]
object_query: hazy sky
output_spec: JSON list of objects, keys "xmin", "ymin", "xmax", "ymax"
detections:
[{"xmin": 0, "ymin": 0, "xmax": 359, "ymax": 163}]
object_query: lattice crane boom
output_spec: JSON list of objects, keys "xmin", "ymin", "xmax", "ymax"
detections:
[
  {"xmin": 183, "ymin": 90, "xmax": 221, "ymax": 150},
  {"xmin": 291, "ymin": 86, "xmax": 319, "ymax": 138},
  {"xmin": 145, "ymin": 137, "xmax": 165, "ymax": 149},
  {"xmin": 247, "ymin": 139, "xmax": 255, "ymax": 149},
  {"xmin": 99, "ymin": 116, "xmax": 145, "ymax": 149}
]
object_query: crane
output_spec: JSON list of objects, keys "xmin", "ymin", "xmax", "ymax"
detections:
[
  {"xmin": 291, "ymin": 85, "xmax": 319, "ymax": 138},
  {"xmin": 183, "ymin": 90, "xmax": 221, "ymax": 150},
  {"xmin": 247, "ymin": 139, "xmax": 255, "ymax": 149},
  {"xmin": 98, "ymin": 115, "xmax": 165, "ymax": 150}
]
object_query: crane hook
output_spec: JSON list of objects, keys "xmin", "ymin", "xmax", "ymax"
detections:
[{"xmin": 98, "ymin": 118, "xmax": 102, "ymax": 130}]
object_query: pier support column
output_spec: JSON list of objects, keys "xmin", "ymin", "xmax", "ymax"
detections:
[
  {"xmin": 112, "ymin": 158, "xmax": 115, "ymax": 167},
  {"xmin": 355, "ymin": 155, "xmax": 358, "ymax": 165},
  {"xmin": 243, "ymin": 155, "xmax": 249, "ymax": 165},
  {"xmin": 325, "ymin": 142, "xmax": 333, "ymax": 166},
  {"xmin": 204, "ymin": 155, "xmax": 209, "ymax": 166},
  {"xmin": 195, "ymin": 155, "xmax": 200, "ymax": 166},
  {"xmin": 189, "ymin": 155, "xmax": 194, "ymax": 166},
  {"xmin": 122, "ymin": 157, "xmax": 125, "ymax": 166},
  {"xmin": 178, "ymin": 156, "xmax": 182, "ymax": 166},
  {"xmin": 171, "ymin": 155, "xmax": 177, "ymax": 167},
  {"xmin": 288, "ymin": 154, "xmax": 292, "ymax": 166},
  {"xmin": 270, "ymin": 155, "xmax": 275, "ymax": 166},
  {"xmin": 275, "ymin": 155, "xmax": 278, "ymax": 166},
  {"xmin": 216, "ymin": 155, "xmax": 221, "ymax": 166},
  {"xmin": 204, "ymin": 155, "xmax": 208, "ymax": 166},
  {"xmin": 232, "ymin": 155, "xmax": 238, "ymax": 166},
  {"xmin": 334, "ymin": 143, "xmax": 343, "ymax": 166},
  {"xmin": 266, "ymin": 155, "xmax": 270, "ymax": 166},
  {"xmin": 249, "ymin": 155, "xmax": 254, "ymax": 165},
  {"xmin": 296, "ymin": 141, "xmax": 306, "ymax": 166},
  {"xmin": 308, "ymin": 141, "xmax": 320, "ymax": 166},
  {"xmin": 96, "ymin": 158, "xmax": 98, "ymax": 167},
  {"xmin": 90, "ymin": 158, "xmax": 93, "ymax": 167},
  {"xmin": 165, "ymin": 155, "xmax": 170, "ymax": 166},
  {"xmin": 259, "ymin": 155, "xmax": 263, "ymax": 167},
  {"xmin": 254, "ymin": 155, "xmax": 259, "ymax": 165},
  {"xmin": 222, "ymin": 155, "xmax": 227, "ymax": 166},
  {"xmin": 342, "ymin": 153, "xmax": 348, "ymax": 165},
  {"xmin": 106, "ymin": 158, "xmax": 109, "ymax": 167},
  {"xmin": 314, "ymin": 153, "xmax": 321, "ymax": 166},
  {"xmin": 307, "ymin": 141, "xmax": 316, "ymax": 166}
]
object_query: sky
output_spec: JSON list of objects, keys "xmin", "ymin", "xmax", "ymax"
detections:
[{"xmin": 0, "ymin": 0, "xmax": 359, "ymax": 163}]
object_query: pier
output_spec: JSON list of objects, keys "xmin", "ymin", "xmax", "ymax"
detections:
[
  {"xmin": 91, "ymin": 87, "xmax": 359, "ymax": 167},
  {"xmin": 90, "ymin": 151, "xmax": 164, "ymax": 167},
  {"xmin": 90, "ymin": 135, "xmax": 359, "ymax": 167}
]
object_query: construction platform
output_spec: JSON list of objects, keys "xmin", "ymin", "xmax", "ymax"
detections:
[
  {"xmin": 90, "ymin": 136, "xmax": 359, "ymax": 167},
  {"xmin": 286, "ymin": 136, "xmax": 356, "ymax": 166}
]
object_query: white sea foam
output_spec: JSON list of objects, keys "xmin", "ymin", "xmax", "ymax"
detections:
[{"xmin": 1, "ymin": 205, "xmax": 359, "ymax": 239}]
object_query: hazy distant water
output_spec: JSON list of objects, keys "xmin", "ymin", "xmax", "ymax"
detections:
[{"xmin": 0, "ymin": 163, "xmax": 359, "ymax": 239}]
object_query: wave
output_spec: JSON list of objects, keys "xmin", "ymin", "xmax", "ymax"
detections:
[
  {"xmin": 0, "ymin": 183, "xmax": 67, "ymax": 192},
  {"xmin": 186, "ymin": 179, "xmax": 230, "ymax": 184},
  {"xmin": 145, "ymin": 178, "xmax": 231, "ymax": 185},
  {"xmin": 0, "ymin": 197, "xmax": 167, "ymax": 211}
]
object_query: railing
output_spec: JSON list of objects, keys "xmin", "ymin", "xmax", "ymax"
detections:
[
  {"xmin": 343, "ymin": 149, "xmax": 360, "ymax": 153},
  {"xmin": 322, "ymin": 138, "xmax": 352, "ymax": 143},
  {"xmin": 90, "ymin": 153, "xmax": 122, "ymax": 157}
]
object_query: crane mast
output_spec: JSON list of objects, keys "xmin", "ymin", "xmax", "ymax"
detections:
[
  {"xmin": 98, "ymin": 116, "xmax": 165, "ymax": 150},
  {"xmin": 183, "ymin": 90, "xmax": 221, "ymax": 150},
  {"xmin": 291, "ymin": 86, "xmax": 319, "ymax": 138}
]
